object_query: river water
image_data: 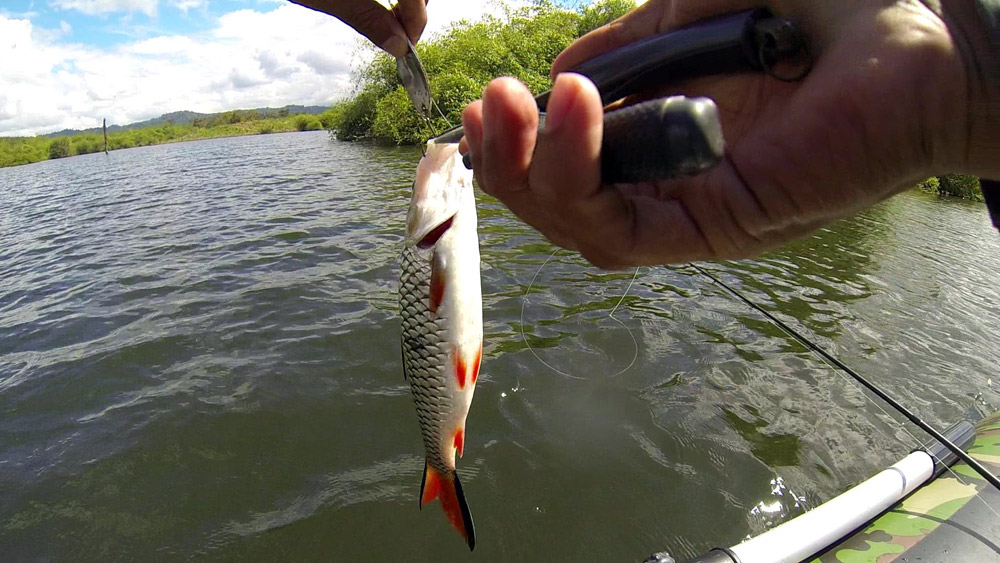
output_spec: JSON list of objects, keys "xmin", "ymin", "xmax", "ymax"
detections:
[{"xmin": 1, "ymin": 131, "xmax": 998, "ymax": 561}]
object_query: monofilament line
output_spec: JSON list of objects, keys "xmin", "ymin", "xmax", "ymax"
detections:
[{"xmin": 520, "ymin": 249, "xmax": 639, "ymax": 380}]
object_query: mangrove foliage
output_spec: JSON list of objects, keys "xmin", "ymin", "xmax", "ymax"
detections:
[{"xmin": 917, "ymin": 175, "xmax": 984, "ymax": 202}]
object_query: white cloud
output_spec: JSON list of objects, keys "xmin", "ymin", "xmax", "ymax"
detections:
[
  {"xmin": 171, "ymin": 0, "xmax": 205, "ymax": 13},
  {"xmin": 51, "ymin": 0, "xmax": 158, "ymax": 17},
  {"xmin": 296, "ymin": 50, "xmax": 349, "ymax": 75},
  {"xmin": 0, "ymin": 1, "xmax": 538, "ymax": 137},
  {"xmin": 1, "ymin": 6, "xmax": 356, "ymax": 135},
  {"xmin": 129, "ymin": 34, "xmax": 195, "ymax": 55},
  {"xmin": 424, "ymin": 0, "xmax": 519, "ymax": 37}
]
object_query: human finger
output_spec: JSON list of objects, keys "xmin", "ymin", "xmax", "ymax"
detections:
[
  {"xmin": 392, "ymin": 0, "xmax": 428, "ymax": 45},
  {"xmin": 527, "ymin": 74, "xmax": 624, "ymax": 264},
  {"xmin": 459, "ymin": 100, "xmax": 482, "ymax": 167},
  {"xmin": 479, "ymin": 78, "xmax": 537, "ymax": 200},
  {"xmin": 290, "ymin": 0, "xmax": 409, "ymax": 57},
  {"xmin": 522, "ymin": 73, "xmax": 699, "ymax": 267},
  {"xmin": 470, "ymin": 79, "xmax": 577, "ymax": 248}
]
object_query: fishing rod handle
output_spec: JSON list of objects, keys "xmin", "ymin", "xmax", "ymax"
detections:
[
  {"xmin": 601, "ymin": 96, "xmax": 724, "ymax": 183},
  {"xmin": 461, "ymin": 96, "xmax": 724, "ymax": 184},
  {"xmin": 534, "ymin": 8, "xmax": 810, "ymax": 109}
]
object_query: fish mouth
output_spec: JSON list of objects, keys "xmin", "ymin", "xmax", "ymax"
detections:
[{"xmin": 414, "ymin": 214, "xmax": 455, "ymax": 249}]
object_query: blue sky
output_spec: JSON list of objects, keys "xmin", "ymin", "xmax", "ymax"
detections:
[
  {"xmin": 0, "ymin": 0, "xmax": 608, "ymax": 137},
  {"xmin": 2, "ymin": 0, "xmax": 226, "ymax": 49}
]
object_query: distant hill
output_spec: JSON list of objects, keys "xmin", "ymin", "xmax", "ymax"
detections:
[{"xmin": 43, "ymin": 105, "xmax": 329, "ymax": 138}]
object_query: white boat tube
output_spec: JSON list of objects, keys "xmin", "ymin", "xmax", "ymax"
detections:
[
  {"xmin": 645, "ymin": 420, "xmax": 978, "ymax": 563},
  {"xmin": 728, "ymin": 450, "xmax": 934, "ymax": 563}
]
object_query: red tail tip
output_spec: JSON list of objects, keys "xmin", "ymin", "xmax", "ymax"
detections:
[{"xmin": 419, "ymin": 463, "xmax": 476, "ymax": 550}]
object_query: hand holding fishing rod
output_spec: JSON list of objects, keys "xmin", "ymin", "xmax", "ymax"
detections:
[
  {"xmin": 434, "ymin": 9, "xmax": 808, "ymax": 197},
  {"xmin": 462, "ymin": 0, "xmax": 999, "ymax": 269}
]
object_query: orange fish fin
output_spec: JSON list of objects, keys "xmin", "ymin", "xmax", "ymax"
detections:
[
  {"xmin": 470, "ymin": 343, "xmax": 482, "ymax": 386},
  {"xmin": 453, "ymin": 351, "xmax": 467, "ymax": 389},
  {"xmin": 429, "ymin": 251, "xmax": 445, "ymax": 313},
  {"xmin": 440, "ymin": 469, "xmax": 476, "ymax": 551},
  {"xmin": 453, "ymin": 428, "xmax": 465, "ymax": 458},
  {"xmin": 419, "ymin": 462, "xmax": 442, "ymax": 508},
  {"xmin": 419, "ymin": 463, "xmax": 476, "ymax": 550}
]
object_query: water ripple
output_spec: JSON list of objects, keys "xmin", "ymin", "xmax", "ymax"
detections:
[{"xmin": 1, "ymin": 133, "xmax": 998, "ymax": 561}]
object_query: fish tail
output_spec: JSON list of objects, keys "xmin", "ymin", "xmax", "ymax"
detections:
[{"xmin": 419, "ymin": 462, "xmax": 476, "ymax": 551}]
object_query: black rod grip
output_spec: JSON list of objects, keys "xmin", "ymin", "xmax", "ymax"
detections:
[
  {"xmin": 460, "ymin": 96, "xmax": 724, "ymax": 184},
  {"xmin": 601, "ymin": 96, "xmax": 724, "ymax": 184},
  {"xmin": 535, "ymin": 9, "xmax": 766, "ymax": 109}
]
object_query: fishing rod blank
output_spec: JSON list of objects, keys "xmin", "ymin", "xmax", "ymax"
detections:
[{"xmin": 689, "ymin": 263, "xmax": 1000, "ymax": 492}]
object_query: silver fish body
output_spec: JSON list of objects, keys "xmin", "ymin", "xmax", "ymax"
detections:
[{"xmin": 399, "ymin": 142, "xmax": 481, "ymax": 550}]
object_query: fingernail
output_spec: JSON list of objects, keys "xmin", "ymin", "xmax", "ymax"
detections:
[
  {"xmin": 461, "ymin": 109, "xmax": 481, "ymax": 150},
  {"xmin": 381, "ymin": 35, "xmax": 408, "ymax": 58},
  {"xmin": 482, "ymin": 83, "xmax": 498, "ymax": 127},
  {"xmin": 544, "ymin": 73, "xmax": 576, "ymax": 134}
]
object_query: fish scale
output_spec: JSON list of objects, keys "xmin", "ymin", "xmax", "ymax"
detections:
[{"xmin": 400, "ymin": 246, "xmax": 450, "ymax": 470}]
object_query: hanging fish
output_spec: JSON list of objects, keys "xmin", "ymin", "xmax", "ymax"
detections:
[{"xmin": 399, "ymin": 141, "xmax": 481, "ymax": 550}]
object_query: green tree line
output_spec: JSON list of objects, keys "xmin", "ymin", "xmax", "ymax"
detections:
[
  {"xmin": 918, "ymin": 175, "xmax": 985, "ymax": 202},
  {"xmin": 327, "ymin": 0, "xmax": 635, "ymax": 144},
  {"xmin": 0, "ymin": 111, "xmax": 336, "ymax": 169}
]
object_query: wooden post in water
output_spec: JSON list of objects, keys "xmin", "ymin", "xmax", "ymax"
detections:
[{"xmin": 103, "ymin": 118, "xmax": 108, "ymax": 154}]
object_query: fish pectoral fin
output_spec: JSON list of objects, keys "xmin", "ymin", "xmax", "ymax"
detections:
[
  {"xmin": 453, "ymin": 428, "xmax": 464, "ymax": 458},
  {"xmin": 452, "ymin": 343, "xmax": 482, "ymax": 390},
  {"xmin": 453, "ymin": 349, "xmax": 467, "ymax": 389},
  {"xmin": 419, "ymin": 462, "xmax": 476, "ymax": 551},
  {"xmin": 471, "ymin": 342, "xmax": 482, "ymax": 386}
]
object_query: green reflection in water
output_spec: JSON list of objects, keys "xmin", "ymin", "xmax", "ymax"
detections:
[
  {"xmin": 721, "ymin": 407, "xmax": 802, "ymax": 467},
  {"xmin": 713, "ymin": 201, "xmax": 896, "ymax": 342}
]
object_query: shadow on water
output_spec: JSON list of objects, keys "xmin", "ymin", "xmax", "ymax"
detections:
[
  {"xmin": 1, "ymin": 133, "xmax": 998, "ymax": 561},
  {"xmin": 721, "ymin": 406, "xmax": 802, "ymax": 467},
  {"xmin": 719, "ymin": 200, "xmax": 895, "ymax": 342}
]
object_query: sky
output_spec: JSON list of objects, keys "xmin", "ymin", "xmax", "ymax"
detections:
[{"xmin": 0, "ymin": 0, "xmax": 585, "ymax": 137}]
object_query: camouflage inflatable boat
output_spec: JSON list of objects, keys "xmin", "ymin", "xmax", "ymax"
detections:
[{"xmin": 651, "ymin": 411, "xmax": 1000, "ymax": 563}]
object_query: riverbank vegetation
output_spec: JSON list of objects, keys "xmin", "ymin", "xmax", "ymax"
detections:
[
  {"xmin": 917, "ymin": 175, "xmax": 984, "ymax": 202},
  {"xmin": 327, "ymin": 0, "xmax": 634, "ymax": 144},
  {"xmin": 0, "ymin": 110, "xmax": 336, "ymax": 168}
]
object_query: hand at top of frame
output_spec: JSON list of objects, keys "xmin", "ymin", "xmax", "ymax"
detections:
[{"xmin": 291, "ymin": 0, "xmax": 428, "ymax": 58}]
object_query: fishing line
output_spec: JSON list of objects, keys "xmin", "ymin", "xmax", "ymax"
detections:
[
  {"xmin": 422, "ymin": 99, "xmax": 451, "ymax": 142},
  {"xmin": 519, "ymin": 249, "xmax": 639, "ymax": 380},
  {"xmin": 431, "ymin": 99, "xmax": 450, "ymax": 124},
  {"xmin": 688, "ymin": 262, "xmax": 1000, "ymax": 496}
]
